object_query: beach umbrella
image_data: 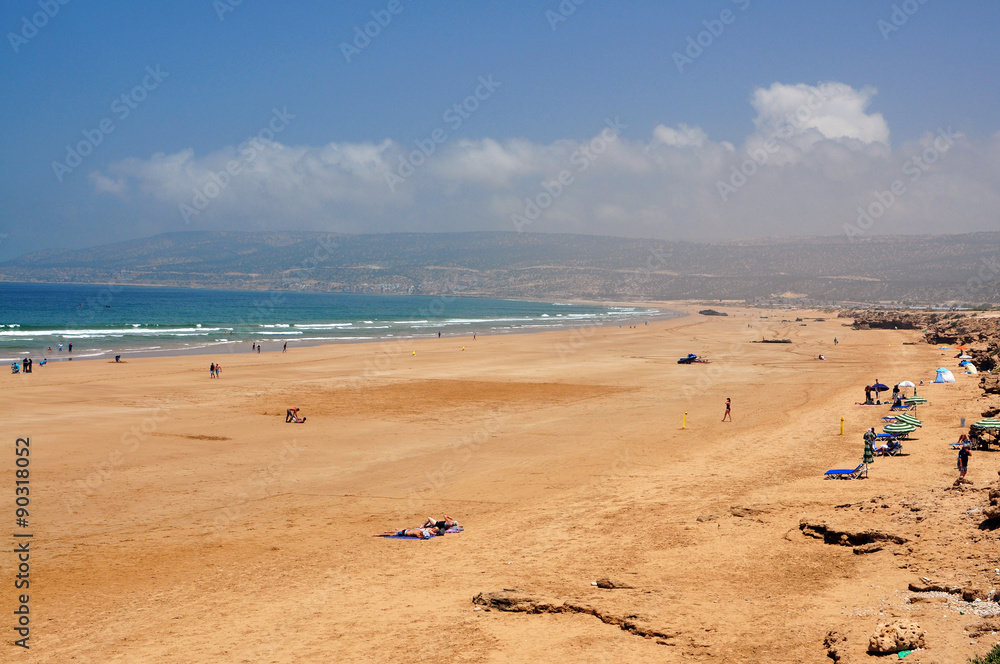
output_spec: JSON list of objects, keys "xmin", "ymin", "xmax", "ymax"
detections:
[
  {"xmin": 884, "ymin": 422, "xmax": 916, "ymax": 434},
  {"xmin": 872, "ymin": 382, "xmax": 889, "ymax": 392},
  {"xmin": 898, "ymin": 381, "xmax": 915, "ymax": 388},
  {"xmin": 972, "ymin": 418, "xmax": 1000, "ymax": 430},
  {"xmin": 895, "ymin": 413, "xmax": 922, "ymax": 427},
  {"xmin": 905, "ymin": 396, "xmax": 928, "ymax": 405}
]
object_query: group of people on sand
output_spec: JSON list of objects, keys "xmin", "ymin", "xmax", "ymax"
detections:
[
  {"xmin": 209, "ymin": 362, "xmax": 221, "ymax": 378},
  {"xmin": 376, "ymin": 515, "xmax": 461, "ymax": 539}
]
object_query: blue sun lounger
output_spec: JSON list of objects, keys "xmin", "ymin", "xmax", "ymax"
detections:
[{"xmin": 823, "ymin": 463, "xmax": 868, "ymax": 480}]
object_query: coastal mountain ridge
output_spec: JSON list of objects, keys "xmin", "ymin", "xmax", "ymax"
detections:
[{"xmin": 2, "ymin": 230, "xmax": 998, "ymax": 304}]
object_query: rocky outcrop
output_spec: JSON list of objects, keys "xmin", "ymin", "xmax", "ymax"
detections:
[
  {"xmin": 982, "ymin": 374, "xmax": 1000, "ymax": 397},
  {"xmin": 868, "ymin": 621, "xmax": 925, "ymax": 654},
  {"xmin": 472, "ymin": 590, "xmax": 677, "ymax": 642},
  {"xmin": 847, "ymin": 310, "xmax": 925, "ymax": 330},
  {"xmin": 800, "ymin": 520, "xmax": 908, "ymax": 547}
]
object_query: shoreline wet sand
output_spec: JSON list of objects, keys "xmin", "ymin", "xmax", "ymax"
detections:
[{"xmin": 2, "ymin": 305, "xmax": 996, "ymax": 662}]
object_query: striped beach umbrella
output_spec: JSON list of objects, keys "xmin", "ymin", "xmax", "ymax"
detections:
[
  {"xmin": 905, "ymin": 396, "xmax": 928, "ymax": 406},
  {"xmin": 884, "ymin": 422, "xmax": 916, "ymax": 435},
  {"xmin": 895, "ymin": 414, "xmax": 922, "ymax": 427},
  {"xmin": 972, "ymin": 418, "xmax": 1000, "ymax": 430}
]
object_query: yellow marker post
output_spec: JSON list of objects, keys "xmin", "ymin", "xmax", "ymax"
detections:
[
  {"xmin": 840, "ymin": 416, "xmax": 845, "ymax": 435},
  {"xmin": 682, "ymin": 412, "xmax": 688, "ymax": 429}
]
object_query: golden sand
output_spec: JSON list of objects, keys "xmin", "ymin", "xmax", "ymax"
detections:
[{"xmin": 2, "ymin": 305, "xmax": 994, "ymax": 662}]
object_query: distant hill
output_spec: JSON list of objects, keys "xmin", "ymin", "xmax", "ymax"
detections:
[{"xmin": 1, "ymin": 230, "xmax": 998, "ymax": 305}]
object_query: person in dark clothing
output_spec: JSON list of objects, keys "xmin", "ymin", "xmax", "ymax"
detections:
[{"xmin": 958, "ymin": 445, "xmax": 971, "ymax": 480}]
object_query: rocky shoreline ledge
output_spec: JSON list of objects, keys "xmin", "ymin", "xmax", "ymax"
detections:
[{"xmin": 843, "ymin": 310, "xmax": 1000, "ymax": 416}]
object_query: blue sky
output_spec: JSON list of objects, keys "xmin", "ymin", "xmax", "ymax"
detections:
[{"xmin": 1, "ymin": 1, "xmax": 999, "ymax": 259}]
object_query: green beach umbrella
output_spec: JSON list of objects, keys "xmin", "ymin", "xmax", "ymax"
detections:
[
  {"xmin": 895, "ymin": 414, "xmax": 922, "ymax": 427},
  {"xmin": 972, "ymin": 418, "xmax": 1000, "ymax": 430},
  {"xmin": 884, "ymin": 422, "xmax": 916, "ymax": 434},
  {"xmin": 904, "ymin": 396, "xmax": 928, "ymax": 406}
]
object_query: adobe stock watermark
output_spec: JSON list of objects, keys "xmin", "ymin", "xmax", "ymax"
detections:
[
  {"xmin": 7, "ymin": 0, "xmax": 72, "ymax": 55},
  {"xmin": 76, "ymin": 269, "xmax": 137, "ymax": 322},
  {"xmin": 52, "ymin": 65, "xmax": 169, "ymax": 182},
  {"xmin": 213, "ymin": 0, "xmax": 246, "ymax": 21},
  {"xmin": 511, "ymin": 116, "xmax": 627, "ymax": 232},
  {"xmin": 180, "ymin": 107, "xmax": 295, "ymax": 224},
  {"xmin": 715, "ymin": 83, "xmax": 849, "ymax": 202},
  {"xmin": 878, "ymin": 0, "xmax": 930, "ymax": 40},
  {"xmin": 545, "ymin": 0, "xmax": 588, "ymax": 31},
  {"xmin": 941, "ymin": 253, "xmax": 1000, "ymax": 305},
  {"xmin": 340, "ymin": 0, "xmax": 412, "ymax": 63},
  {"xmin": 205, "ymin": 439, "xmax": 303, "ymax": 540},
  {"xmin": 384, "ymin": 75, "xmax": 501, "ymax": 193},
  {"xmin": 673, "ymin": 0, "xmax": 751, "ymax": 73},
  {"xmin": 843, "ymin": 127, "xmax": 957, "ymax": 241},
  {"xmin": 61, "ymin": 409, "xmax": 168, "ymax": 513}
]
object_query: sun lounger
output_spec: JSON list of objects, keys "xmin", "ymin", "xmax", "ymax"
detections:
[
  {"xmin": 875, "ymin": 440, "xmax": 903, "ymax": 457},
  {"xmin": 823, "ymin": 464, "xmax": 868, "ymax": 480},
  {"xmin": 889, "ymin": 404, "xmax": 914, "ymax": 412}
]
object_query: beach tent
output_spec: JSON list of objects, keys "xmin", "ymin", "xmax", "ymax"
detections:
[{"xmin": 934, "ymin": 368, "xmax": 956, "ymax": 383}]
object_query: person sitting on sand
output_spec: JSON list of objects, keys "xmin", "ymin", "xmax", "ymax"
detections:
[
  {"xmin": 817, "ymin": 354, "xmax": 826, "ymax": 360},
  {"xmin": 375, "ymin": 527, "xmax": 441, "ymax": 539},
  {"xmin": 874, "ymin": 439, "xmax": 901, "ymax": 457},
  {"xmin": 286, "ymin": 408, "xmax": 306, "ymax": 423}
]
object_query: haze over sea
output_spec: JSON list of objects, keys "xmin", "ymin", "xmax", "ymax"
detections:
[{"xmin": 0, "ymin": 282, "xmax": 664, "ymax": 362}]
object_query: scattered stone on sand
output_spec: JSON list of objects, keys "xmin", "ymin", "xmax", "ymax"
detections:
[
  {"xmin": 823, "ymin": 630, "xmax": 846, "ymax": 662},
  {"xmin": 595, "ymin": 577, "xmax": 633, "ymax": 589},
  {"xmin": 867, "ymin": 621, "xmax": 925, "ymax": 654},
  {"xmin": 908, "ymin": 579, "xmax": 960, "ymax": 594},
  {"xmin": 908, "ymin": 595, "xmax": 948, "ymax": 604},
  {"xmin": 696, "ymin": 514, "xmax": 717, "ymax": 522}
]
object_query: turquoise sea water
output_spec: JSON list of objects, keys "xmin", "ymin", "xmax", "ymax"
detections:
[{"xmin": 0, "ymin": 282, "xmax": 667, "ymax": 362}]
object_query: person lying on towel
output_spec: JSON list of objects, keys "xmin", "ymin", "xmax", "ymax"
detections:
[
  {"xmin": 422, "ymin": 515, "xmax": 459, "ymax": 530},
  {"xmin": 375, "ymin": 527, "xmax": 442, "ymax": 539}
]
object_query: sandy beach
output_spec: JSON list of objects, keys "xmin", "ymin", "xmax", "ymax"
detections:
[{"xmin": 3, "ymin": 305, "xmax": 996, "ymax": 663}]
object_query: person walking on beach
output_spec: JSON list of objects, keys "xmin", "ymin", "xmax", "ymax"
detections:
[
  {"xmin": 958, "ymin": 444, "xmax": 971, "ymax": 480},
  {"xmin": 210, "ymin": 362, "xmax": 215, "ymax": 379},
  {"xmin": 69, "ymin": 342, "xmax": 72, "ymax": 352},
  {"xmin": 257, "ymin": 344, "xmax": 260, "ymax": 353},
  {"xmin": 722, "ymin": 398, "xmax": 732, "ymax": 422},
  {"xmin": 283, "ymin": 341, "xmax": 287, "ymax": 352},
  {"xmin": 215, "ymin": 363, "xmax": 221, "ymax": 378},
  {"xmin": 834, "ymin": 337, "xmax": 838, "ymax": 345}
]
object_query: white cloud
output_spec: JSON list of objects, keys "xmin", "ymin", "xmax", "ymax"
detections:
[{"xmin": 91, "ymin": 82, "xmax": 1000, "ymax": 241}]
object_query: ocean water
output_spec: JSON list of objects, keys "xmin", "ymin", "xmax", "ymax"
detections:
[{"xmin": 0, "ymin": 282, "xmax": 667, "ymax": 362}]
